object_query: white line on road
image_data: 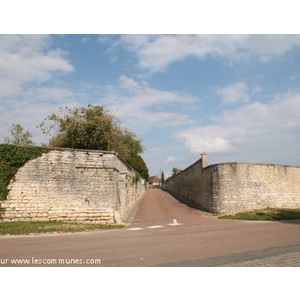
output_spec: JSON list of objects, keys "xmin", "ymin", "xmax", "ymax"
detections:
[
  {"xmin": 147, "ymin": 225, "xmax": 164, "ymax": 229},
  {"xmin": 168, "ymin": 219, "xmax": 182, "ymax": 226},
  {"xmin": 127, "ymin": 220, "xmax": 182, "ymax": 231}
]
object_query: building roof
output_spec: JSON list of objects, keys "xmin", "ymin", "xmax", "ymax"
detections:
[{"xmin": 149, "ymin": 175, "xmax": 160, "ymax": 184}]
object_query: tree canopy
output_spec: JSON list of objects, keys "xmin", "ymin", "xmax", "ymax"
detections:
[
  {"xmin": 39, "ymin": 104, "xmax": 149, "ymax": 180},
  {"xmin": 127, "ymin": 154, "xmax": 149, "ymax": 181},
  {"xmin": 161, "ymin": 171, "xmax": 165, "ymax": 183},
  {"xmin": 4, "ymin": 124, "xmax": 33, "ymax": 145},
  {"xmin": 172, "ymin": 167, "xmax": 182, "ymax": 176}
]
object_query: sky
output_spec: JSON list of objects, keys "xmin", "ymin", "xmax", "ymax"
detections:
[{"xmin": 1, "ymin": 34, "xmax": 300, "ymax": 177}]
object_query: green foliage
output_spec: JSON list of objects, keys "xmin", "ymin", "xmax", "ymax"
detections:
[
  {"xmin": 39, "ymin": 104, "xmax": 148, "ymax": 178},
  {"xmin": 4, "ymin": 124, "xmax": 34, "ymax": 145},
  {"xmin": 172, "ymin": 167, "xmax": 182, "ymax": 176},
  {"xmin": 161, "ymin": 171, "xmax": 165, "ymax": 184},
  {"xmin": 219, "ymin": 207, "xmax": 300, "ymax": 221},
  {"xmin": 40, "ymin": 105, "xmax": 116, "ymax": 150},
  {"xmin": 0, "ymin": 144, "xmax": 50, "ymax": 200},
  {"xmin": 113, "ymin": 127, "xmax": 144, "ymax": 161},
  {"xmin": 127, "ymin": 155, "xmax": 149, "ymax": 181}
]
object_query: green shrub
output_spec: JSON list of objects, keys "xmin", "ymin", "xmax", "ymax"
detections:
[{"xmin": 0, "ymin": 144, "xmax": 51, "ymax": 200}]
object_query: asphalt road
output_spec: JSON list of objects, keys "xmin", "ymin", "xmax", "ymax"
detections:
[{"xmin": 1, "ymin": 189, "xmax": 300, "ymax": 267}]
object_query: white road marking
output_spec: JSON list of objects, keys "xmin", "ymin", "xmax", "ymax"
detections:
[
  {"xmin": 168, "ymin": 219, "xmax": 182, "ymax": 226},
  {"xmin": 147, "ymin": 225, "xmax": 164, "ymax": 229},
  {"xmin": 127, "ymin": 220, "xmax": 182, "ymax": 231}
]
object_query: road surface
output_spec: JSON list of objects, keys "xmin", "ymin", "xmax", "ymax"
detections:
[{"xmin": 1, "ymin": 189, "xmax": 300, "ymax": 267}]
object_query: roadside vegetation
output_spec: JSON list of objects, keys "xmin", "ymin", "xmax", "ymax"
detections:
[
  {"xmin": 219, "ymin": 207, "xmax": 300, "ymax": 221},
  {"xmin": 0, "ymin": 221, "xmax": 124, "ymax": 235}
]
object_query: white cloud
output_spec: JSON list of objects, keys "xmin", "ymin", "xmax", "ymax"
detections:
[
  {"xmin": 100, "ymin": 75, "xmax": 198, "ymax": 134},
  {"xmin": 23, "ymin": 86, "xmax": 89, "ymax": 104},
  {"xmin": 252, "ymin": 85, "xmax": 262, "ymax": 94},
  {"xmin": 0, "ymin": 64, "xmax": 199, "ymax": 145},
  {"xmin": 217, "ymin": 81, "xmax": 249, "ymax": 105},
  {"xmin": 176, "ymin": 90, "xmax": 300, "ymax": 164},
  {"xmin": 164, "ymin": 156, "xmax": 179, "ymax": 165},
  {"xmin": 105, "ymin": 34, "xmax": 300, "ymax": 73},
  {"xmin": 176, "ymin": 125, "xmax": 235, "ymax": 154},
  {"xmin": 0, "ymin": 35, "xmax": 74, "ymax": 98},
  {"xmin": 79, "ymin": 36, "xmax": 91, "ymax": 43},
  {"xmin": 0, "ymin": 85, "xmax": 87, "ymax": 144},
  {"xmin": 244, "ymin": 35, "xmax": 300, "ymax": 59},
  {"xmin": 0, "ymin": 35, "xmax": 77, "ymax": 144},
  {"xmin": 110, "ymin": 35, "xmax": 245, "ymax": 73}
]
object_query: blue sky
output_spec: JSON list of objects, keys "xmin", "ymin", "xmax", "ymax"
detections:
[{"xmin": 1, "ymin": 34, "xmax": 300, "ymax": 177}]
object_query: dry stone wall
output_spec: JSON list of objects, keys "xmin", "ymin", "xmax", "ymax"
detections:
[
  {"xmin": 162, "ymin": 153, "xmax": 300, "ymax": 215},
  {"xmin": 1, "ymin": 148, "xmax": 146, "ymax": 223}
]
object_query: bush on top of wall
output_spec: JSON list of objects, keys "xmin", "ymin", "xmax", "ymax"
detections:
[{"xmin": 0, "ymin": 144, "xmax": 51, "ymax": 200}]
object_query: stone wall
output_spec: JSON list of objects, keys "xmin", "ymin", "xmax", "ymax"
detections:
[
  {"xmin": 212, "ymin": 162, "xmax": 300, "ymax": 214},
  {"xmin": 0, "ymin": 148, "xmax": 146, "ymax": 224},
  {"xmin": 162, "ymin": 153, "xmax": 300, "ymax": 214},
  {"xmin": 162, "ymin": 153, "xmax": 213, "ymax": 211}
]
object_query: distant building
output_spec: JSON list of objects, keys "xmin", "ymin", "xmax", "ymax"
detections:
[{"xmin": 149, "ymin": 175, "xmax": 160, "ymax": 188}]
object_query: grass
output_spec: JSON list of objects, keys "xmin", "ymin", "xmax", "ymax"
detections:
[
  {"xmin": 0, "ymin": 221, "xmax": 124, "ymax": 235},
  {"xmin": 219, "ymin": 207, "xmax": 300, "ymax": 221}
]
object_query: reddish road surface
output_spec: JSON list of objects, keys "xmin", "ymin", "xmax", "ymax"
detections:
[{"xmin": 1, "ymin": 189, "xmax": 300, "ymax": 267}]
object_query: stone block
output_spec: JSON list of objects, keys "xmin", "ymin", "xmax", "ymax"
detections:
[{"xmin": 37, "ymin": 217, "xmax": 50, "ymax": 222}]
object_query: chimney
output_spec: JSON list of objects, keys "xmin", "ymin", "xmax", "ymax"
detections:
[{"xmin": 201, "ymin": 151, "xmax": 208, "ymax": 168}]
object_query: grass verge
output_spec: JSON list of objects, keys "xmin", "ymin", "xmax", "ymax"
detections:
[
  {"xmin": 218, "ymin": 207, "xmax": 300, "ymax": 221},
  {"xmin": 0, "ymin": 221, "xmax": 124, "ymax": 235}
]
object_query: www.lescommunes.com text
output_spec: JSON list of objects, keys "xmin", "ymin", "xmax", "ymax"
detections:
[{"xmin": 1, "ymin": 257, "xmax": 101, "ymax": 265}]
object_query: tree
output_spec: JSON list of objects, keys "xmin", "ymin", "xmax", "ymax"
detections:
[
  {"xmin": 113, "ymin": 127, "xmax": 144, "ymax": 164},
  {"xmin": 4, "ymin": 124, "xmax": 33, "ymax": 145},
  {"xmin": 39, "ymin": 104, "xmax": 148, "ymax": 179},
  {"xmin": 128, "ymin": 155, "xmax": 149, "ymax": 181},
  {"xmin": 161, "ymin": 171, "xmax": 165, "ymax": 184},
  {"xmin": 40, "ymin": 105, "xmax": 117, "ymax": 150},
  {"xmin": 172, "ymin": 167, "xmax": 182, "ymax": 176}
]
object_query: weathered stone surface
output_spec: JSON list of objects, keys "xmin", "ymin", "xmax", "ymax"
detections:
[
  {"xmin": 1, "ymin": 149, "xmax": 147, "ymax": 223},
  {"xmin": 212, "ymin": 163, "xmax": 300, "ymax": 214},
  {"xmin": 162, "ymin": 154, "xmax": 300, "ymax": 215}
]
